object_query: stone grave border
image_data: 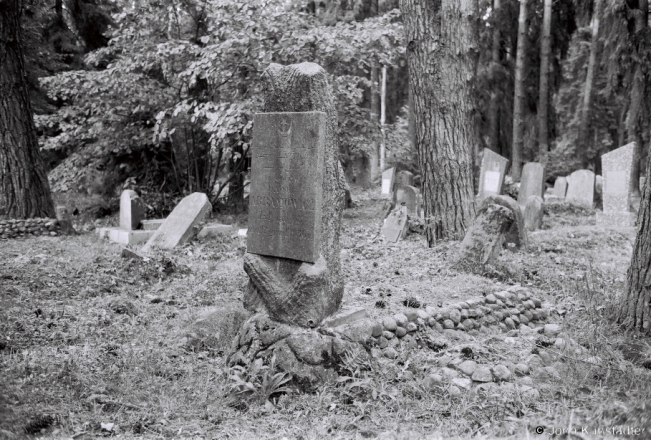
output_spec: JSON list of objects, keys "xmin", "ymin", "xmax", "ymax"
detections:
[{"xmin": 0, "ymin": 218, "xmax": 66, "ymax": 239}]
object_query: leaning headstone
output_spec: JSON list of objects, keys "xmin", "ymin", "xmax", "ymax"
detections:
[
  {"xmin": 142, "ymin": 192, "xmax": 211, "ymax": 251},
  {"xmin": 597, "ymin": 142, "xmax": 636, "ymax": 227},
  {"xmin": 478, "ymin": 149, "xmax": 509, "ymax": 200},
  {"xmin": 456, "ymin": 204, "xmax": 514, "ymax": 267},
  {"xmin": 552, "ymin": 177, "xmax": 568, "ymax": 198},
  {"xmin": 395, "ymin": 170, "xmax": 415, "ymax": 187},
  {"xmin": 565, "ymin": 170, "xmax": 595, "ymax": 208},
  {"xmin": 393, "ymin": 185, "xmax": 418, "ymax": 216},
  {"xmin": 381, "ymin": 167, "xmax": 396, "ymax": 197},
  {"xmin": 517, "ymin": 163, "xmax": 545, "ymax": 206},
  {"xmin": 477, "ymin": 195, "xmax": 527, "ymax": 250},
  {"xmin": 381, "ymin": 206, "xmax": 408, "ymax": 242},
  {"xmin": 119, "ymin": 190, "xmax": 146, "ymax": 230},
  {"xmin": 524, "ymin": 195, "xmax": 544, "ymax": 231}
]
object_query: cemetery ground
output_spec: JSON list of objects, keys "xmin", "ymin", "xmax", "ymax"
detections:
[{"xmin": 1, "ymin": 190, "xmax": 651, "ymax": 440}]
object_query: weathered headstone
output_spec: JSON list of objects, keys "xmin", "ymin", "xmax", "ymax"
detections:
[
  {"xmin": 55, "ymin": 205, "xmax": 74, "ymax": 234},
  {"xmin": 119, "ymin": 190, "xmax": 146, "ymax": 230},
  {"xmin": 456, "ymin": 204, "xmax": 514, "ymax": 267},
  {"xmin": 142, "ymin": 192, "xmax": 211, "ymax": 251},
  {"xmin": 477, "ymin": 195, "xmax": 527, "ymax": 250},
  {"xmin": 230, "ymin": 63, "xmax": 365, "ymax": 390},
  {"xmin": 241, "ymin": 62, "xmax": 344, "ymax": 328},
  {"xmin": 552, "ymin": 177, "xmax": 568, "ymax": 198},
  {"xmin": 393, "ymin": 185, "xmax": 418, "ymax": 216},
  {"xmin": 247, "ymin": 112, "xmax": 325, "ymax": 263},
  {"xmin": 381, "ymin": 167, "xmax": 396, "ymax": 197},
  {"xmin": 478, "ymin": 149, "xmax": 509, "ymax": 200},
  {"xmin": 381, "ymin": 206, "xmax": 408, "ymax": 242},
  {"xmin": 517, "ymin": 163, "xmax": 545, "ymax": 206},
  {"xmin": 395, "ymin": 170, "xmax": 415, "ymax": 187},
  {"xmin": 524, "ymin": 195, "xmax": 544, "ymax": 231},
  {"xmin": 565, "ymin": 170, "xmax": 595, "ymax": 208},
  {"xmin": 597, "ymin": 142, "xmax": 637, "ymax": 227}
]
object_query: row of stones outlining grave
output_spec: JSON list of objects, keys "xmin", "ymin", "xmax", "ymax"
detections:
[{"xmin": 0, "ymin": 218, "xmax": 65, "ymax": 239}]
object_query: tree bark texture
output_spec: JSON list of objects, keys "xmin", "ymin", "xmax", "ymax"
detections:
[
  {"xmin": 511, "ymin": 0, "xmax": 527, "ymax": 181},
  {"xmin": 400, "ymin": 0, "xmax": 479, "ymax": 244},
  {"xmin": 243, "ymin": 63, "xmax": 344, "ymax": 328},
  {"xmin": 488, "ymin": 0, "xmax": 501, "ymax": 153},
  {"xmin": 0, "ymin": 0, "xmax": 55, "ymax": 219},
  {"xmin": 456, "ymin": 204, "xmax": 513, "ymax": 267},
  {"xmin": 626, "ymin": 0, "xmax": 648, "ymax": 199},
  {"xmin": 578, "ymin": 0, "xmax": 601, "ymax": 168},
  {"xmin": 537, "ymin": 0, "xmax": 552, "ymax": 165},
  {"xmin": 619, "ymin": 146, "xmax": 651, "ymax": 333}
]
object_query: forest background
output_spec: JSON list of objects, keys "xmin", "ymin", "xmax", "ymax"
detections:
[{"xmin": 8, "ymin": 0, "xmax": 651, "ymax": 217}]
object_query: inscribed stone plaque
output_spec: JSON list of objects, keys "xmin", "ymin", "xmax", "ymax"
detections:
[
  {"xmin": 606, "ymin": 171, "xmax": 627, "ymax": 194},
  {"xmin": 142, "ymin": 192, "xmax": 211, "ymax": 251},
  {"xmin": 247, "ymin": 112, "xmax": 325, "ymax": 263},
  {"xmin": 478, "ymin": 149, "xmax": 509, "ymax": 200},
  {"xmin": 484, "ymin": 171, "xmax": 501, "ymax": 194},
  {"xmin": 517, "ymin": 162, "xmax": 545, "ymax": 206}
]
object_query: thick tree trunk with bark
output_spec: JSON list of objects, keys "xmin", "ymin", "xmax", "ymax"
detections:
[
  {"xmin": 0, "ymin": 0, "xmax": 55, "ymax": 218},
  {"xmin": 511, "ymin": 0, "xmax": 527, "ymax": 181},
  {"xmin": 400, "ymin": 0, "xmax": 479, "ymax": 244},
  {"xmin": 619, "ymin": 150, "xmax": 651, "ymax": 333},
  {"xmin": 626, "ymin": 0, "xmax": 648, "ymax": 200},
  {"xmin": 537, "ymin": 0, "xmax": 552, "ymax": 165},
  {"xmin": 488, "ymin": 0, "xmax": 501, "ymax": 153},
  {"xmin": 578, "ymin": 0, "xmax": 601, "ymax": 168}
]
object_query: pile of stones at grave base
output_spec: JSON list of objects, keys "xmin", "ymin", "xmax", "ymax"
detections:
[{"xmin": 0, "ymin": 218, "xmax": 63, "ymax": 239}]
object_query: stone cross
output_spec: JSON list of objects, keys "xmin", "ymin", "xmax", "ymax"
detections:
[
  {"xmin": 478, "ymin": 149, "xmax": 509, "ymax": 200},
  {"xmin": 517, "ymin": 162, "xmax": 545, "ymax": 206},
  {"xmin": 596, "ymin": 142, "xmax": 637, "ymax": 227}
]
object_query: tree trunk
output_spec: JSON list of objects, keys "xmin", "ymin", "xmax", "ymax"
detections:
[
  {"xmin": 370, "ymin": 61, "xmax": 380, "ymax": 177},
  {"xmin": 488, "ymin": 0, "xmax": 501, "ymax": 153},
  {"xmin": 626, "ymin": 0, "xmax": 648, "ymax": 200},
  {"xmin": 537, "ymin": 0, "xmax": 552, "ymax": 165},
  {"xmin": 0, "ymin": 0, "xmax": 55, "ymax": 219},
  {"xmin": 577, "ymin": 0, "xmax": 601, "ymax": 168},
  {"xmin": 619, "ymin": 143, "xmax": 651, "ymax": 333},
  {"xmin": 511, "ymin": 0, "xmax": 527, "ymax": 181},
  {"xmin": 379, "ymin": 66, "xmax": 387, "ymax": 171},
  {"xmin": 400, "ymin": 0, "xmax": 478, "ymax": 244}
]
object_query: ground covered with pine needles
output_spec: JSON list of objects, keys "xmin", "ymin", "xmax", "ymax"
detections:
[{"xmin": 1, "ymin": 189, "xmax": 651, "ymax": 439}]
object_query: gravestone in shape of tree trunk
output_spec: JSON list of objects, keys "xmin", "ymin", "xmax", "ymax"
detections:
[
  {"xmin": 229, "ymin": 63, "xmax": 363, "ymax": 390},
  {"xmin": 241, "ymin": 63, "xmax": 344, "ymax": 328}
]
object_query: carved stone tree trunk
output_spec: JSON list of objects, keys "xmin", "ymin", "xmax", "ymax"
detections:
[
  {"xmin": 619, "ymin": 152, "xmax": 651, "ymax": 333},
  {"xmin": 0, "ymin": 0, "xmax": 55, "ymax": 218},
  {"xmin": 229, "ymin": 63, "xmax": 365, "ymax": 391},
  {"xmin": 400, "ymin": 0, "xmax": 479, "ymax": 244}
]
